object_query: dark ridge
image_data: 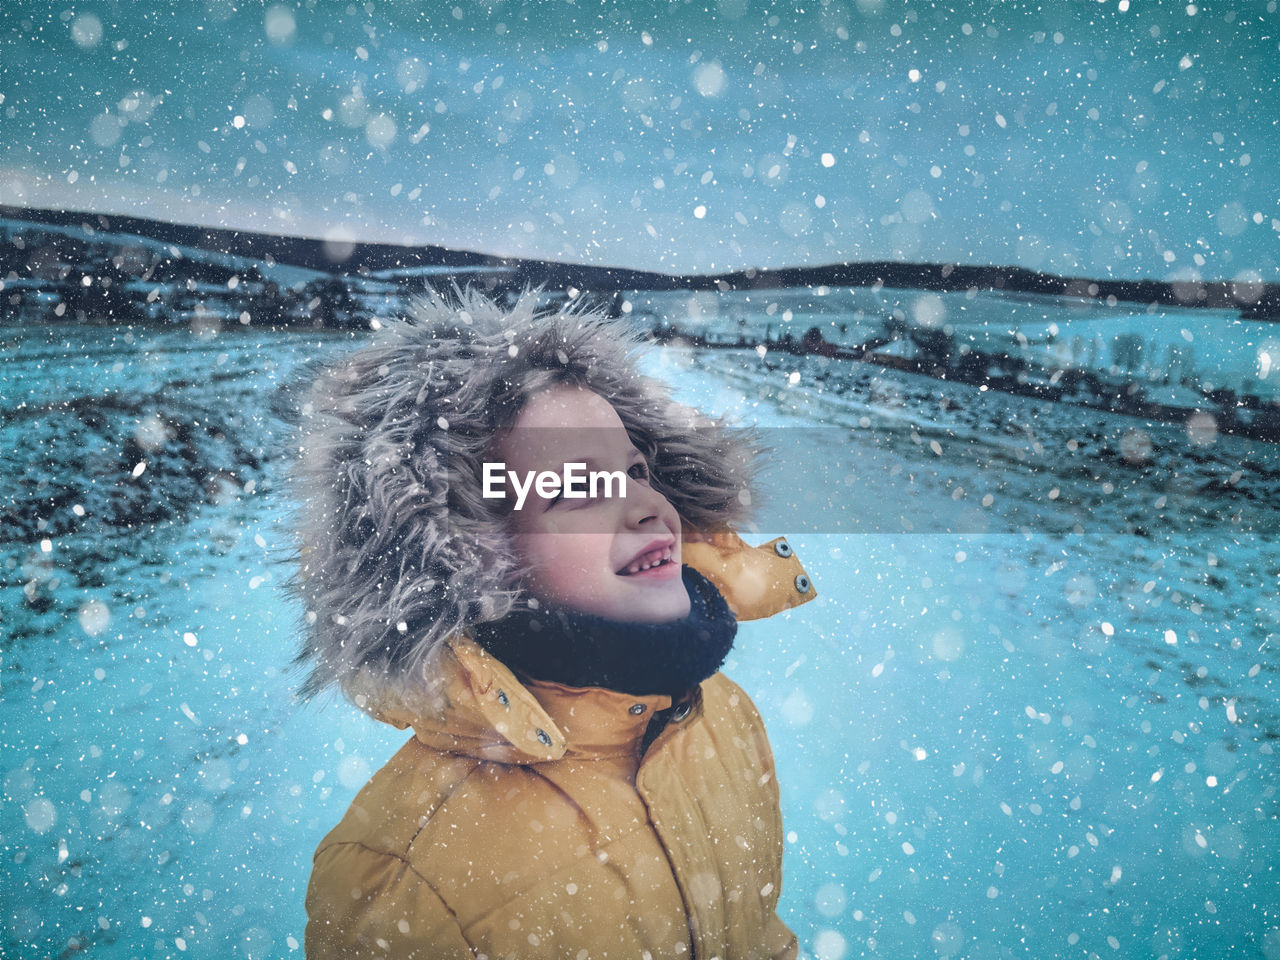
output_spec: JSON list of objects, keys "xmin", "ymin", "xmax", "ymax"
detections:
[
  {"xmin": 2, "ymin": 204, "xmax": 1276, "ymax": 319},
  {"xmin": 691, "ymin": 262, "xmax": 1280, "ymax": 322},
  {"xmin": 0, "ymin": 203, "xmax": 674, "ymax": 289}
]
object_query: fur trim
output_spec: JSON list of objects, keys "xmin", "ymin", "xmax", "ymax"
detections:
[{"xmin": 279, "ymin": 287, "xmax": 762, "ymax": 703}]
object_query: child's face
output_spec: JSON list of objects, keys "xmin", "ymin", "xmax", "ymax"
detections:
[{"xmin": 495, "ymin": 384, "xmax": 691, "ymax": 623}]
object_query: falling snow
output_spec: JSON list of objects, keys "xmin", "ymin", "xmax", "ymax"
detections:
[{"xmin": 3, "ymin": 0, "xmax": 1279, "ymax": 958}]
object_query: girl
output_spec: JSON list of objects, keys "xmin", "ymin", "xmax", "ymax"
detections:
[{"xmin": 287, "ymin": 289, "xmax": 816, "ymax": 959}]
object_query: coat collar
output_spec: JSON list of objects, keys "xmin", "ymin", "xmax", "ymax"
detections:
[
  {"xmin": 347, "ymin": 633, "xmax": 699, "ymax": 764},
  {"xmin": 342, "ymin": 528, "xmax": 815, "ymax": 765}
]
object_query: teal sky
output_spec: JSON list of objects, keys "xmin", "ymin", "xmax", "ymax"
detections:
[{"xmin": 1, "ymin": 0, "xmax": 1276, "ymax": 280}]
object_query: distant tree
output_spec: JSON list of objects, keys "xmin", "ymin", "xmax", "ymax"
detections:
[
  {"xmin": 800, "ymin": 326, "xmax": 836, "ymax": 357},
  {"xmin": 299, "ymin": 276, "xmax": 364, "ymax": 329},
  {"xmin": 61, "ymin": 268, "xmax": 145, "ymax": 324},
  {"xmin": 1111, "ymin": 333, "xmax": 1144, "ymax": 374},
  {"xmin": 245, "ymin": 279, "xmax": 289, "ymax": 327}
]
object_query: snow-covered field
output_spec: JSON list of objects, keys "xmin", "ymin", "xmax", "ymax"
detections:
[
  {"xmin": 2, "ymin": 311, "xmax": 1277, "ymax": 959},
  {"xmin": 629, "ymin": 286, "xmax": 1280, "ymax": 404},
  {"xmin": 656, "ymin": 345, "xmax": 1280, "ymax": 960}
]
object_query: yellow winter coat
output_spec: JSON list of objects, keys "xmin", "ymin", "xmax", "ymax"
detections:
[{"xmin": 304, "ymin": 531, "xmax": 817, "ymax": 959}]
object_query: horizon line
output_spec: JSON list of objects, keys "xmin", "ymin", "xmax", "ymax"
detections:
[{"xmin": 0, "ymin": 201, "xmax": 1274, "ymax": 295}]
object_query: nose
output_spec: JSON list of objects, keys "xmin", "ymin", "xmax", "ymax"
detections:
[{"xmin": 623, "ymin": 477, "xmax": 677, "ymax": 528}]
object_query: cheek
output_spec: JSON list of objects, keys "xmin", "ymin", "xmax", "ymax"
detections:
[{"xmin": 513, "ymin": 533, "xmax": 610, "ymax": 588}]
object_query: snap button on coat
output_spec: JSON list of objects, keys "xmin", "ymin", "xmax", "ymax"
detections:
[
  {"xmin": 671, "ymin": 702, "xmax": 692, "ymax": 722},
  {"xmin": 794, "ymin": 574, "xmax": 811, "ymax": 594},
  {"xmin": 773, "ymin": 539, "xmax": 792, "ymax": 558},
  {"xmin": 629, "ymin": 703, "xmax": 647, "ymax": 715}
]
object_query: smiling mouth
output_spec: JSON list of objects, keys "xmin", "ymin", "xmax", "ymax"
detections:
[{"xmin": 617, "ymin": 546, "xmax": 675, "ymax": 576}]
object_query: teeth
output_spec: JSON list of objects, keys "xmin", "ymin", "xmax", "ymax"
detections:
[{"xmin": 623, "ymin": 546, "xmax": 673, "ymax": 575}]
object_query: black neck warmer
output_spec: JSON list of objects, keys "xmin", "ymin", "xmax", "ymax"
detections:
[{"xmin": 470, "ymin": 565, "xmax": 738, "ymax": 698}]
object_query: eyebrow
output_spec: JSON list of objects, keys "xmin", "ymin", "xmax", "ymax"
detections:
[
  {"xmin": 537, "ymin": 448, "xmax": 645, "ymax": 475},
  {"xmin": 538, "ymin": 448, "xmax": 647, "ymax": 506}
]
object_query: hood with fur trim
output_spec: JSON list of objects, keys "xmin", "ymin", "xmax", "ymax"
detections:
[{"xmin": 280, "ymin": 289, "xmax": 763, "ymax": 707}]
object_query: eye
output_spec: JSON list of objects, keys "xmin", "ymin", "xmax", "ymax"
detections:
[{"xmin": 628, "ymin": 460, "xmax": 651, "ymax": 481}]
